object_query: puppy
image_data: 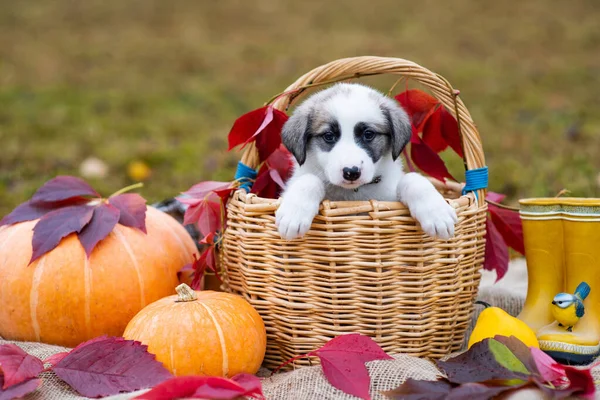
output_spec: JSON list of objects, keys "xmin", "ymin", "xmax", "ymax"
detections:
[{"xmin": 275, "ymin": 83, "xmax": 457, "ymax": 241}]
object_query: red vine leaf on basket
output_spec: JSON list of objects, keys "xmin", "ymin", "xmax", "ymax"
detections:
[
  {"xmin": 483, "ymin": 192, "xmax": 525, "ymax": 281},
  {"xmin": 0, "ymin": 176, "xmax": 148, "ymax": 263},
  {"xmin": 178, "ymin": 181, "xmax": 235, "ymax": 231},
  {"xmin": 410, "ymin": 133, "xmax": 456, "ymax": 182},
  {"xmin": 394, "ymin": 90, "xmax": 458, "ymax": 182},
  {"xmin": 384, "ymin": 336, "xmax": 596, "ymax": 400},
  {"xmin": 227, "ymin": 105, "xmax": 289, "ymax": 161},
  {"xmin": 395, "ymin": 89, "xmax": 463, "ymax": 158},
  {"xmin": 0, "ymin": 376, "xmax": 42, "ymax": 400},
  {"xmin": 51, "ymin": 336, "xmax": 172, "ymax": 398},
  {"xmin": 135, "ymin": 373, "xmax": 265, "ymax": 400},
  {"xmin": 273, "ymin": 333, "xmax": 392, "ymax": 400},
  {"xmin": 181, "ymin": 244, "xmax": 219, "ymax": 290},
  {"xmin": 251, "ymin": 145, "xmax": 294, "ymax": 199},
  {"xmin": 0, "ymin": 344, "xmax": 44, "ymax": 389}
]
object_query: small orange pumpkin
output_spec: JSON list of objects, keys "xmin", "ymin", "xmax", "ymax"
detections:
[
  {"xmin": 0, "ymin": 207, "xmax": 197, "ymax": 347},
  {"xmin": 123, "ymin": 284, "xmax": 266, "ymax": 377}
]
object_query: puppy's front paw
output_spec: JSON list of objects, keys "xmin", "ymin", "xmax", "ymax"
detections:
[
  {"xmin": 412, "ymin": 199, "xmax": 458, "ymax": 240},
  {"xmin": 275, "ymin": 199, "xmax": 319, "ymax": 240}
]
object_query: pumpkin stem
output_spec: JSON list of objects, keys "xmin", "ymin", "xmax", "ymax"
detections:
[
  {"xmin": 109, "ymin": 182, "xmax": 144, "ymax": 198},
  {"xmin": 176, "ymin": 283, "xmax": 198, "ymax": 302},
  {"xmin": 475, "ymin": 301, "xmax": 491, "ymax": 308}
]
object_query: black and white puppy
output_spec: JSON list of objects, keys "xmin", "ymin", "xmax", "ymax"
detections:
[{"xmin": 275, "ymin": 83, "xmax": 457, "ymax": 240}]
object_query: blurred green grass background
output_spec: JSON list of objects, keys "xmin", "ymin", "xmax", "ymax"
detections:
[{"xmin": 1, "ymin": 0, "xmax": 599, "ymax": 215}]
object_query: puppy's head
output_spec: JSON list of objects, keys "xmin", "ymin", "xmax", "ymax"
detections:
[{"xmin": 281, "ymin": 83, "xmax": 412, "ymax": 189}]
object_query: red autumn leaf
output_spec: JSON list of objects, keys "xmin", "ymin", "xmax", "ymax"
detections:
[
  {"xmin": 251, "ymin": 165, "xmax": 278, "ymax": 199},
  {"xmin": 230, "ymin": 373, "xmax": 264, "ymax": 398},
  {"xmin": 77, "ymin": 203, "xmax": 121, "ymax": 257},
  {"xmin": 483, "ymin": 217, "xmax": 509, "ymax": 281},
  {"xmin": 440, "ymin": 106, "xmax": 464, "ymax": 157},
  {"xmin": 530, "ymin": 347, "xmax": 566, "ymax": 385},
  {"xmin": 183, "ymin": 181, "xmax": 233, "ymax": 201},
  {"xmin": 309, "ymin": 334, "xmax": 393, "ymax": 400},
  {"xmin": 0, "ymin": 377, "xmax": 41, "ymax": 400},
  {"xmin": 213, "ymin": 187, "xmax": 237, "ymax": 204},
  {"xmin": 0, "ymin": 344, "xmax": 44, "ymax": 389},
  {"xmin": 395, "ymin": 90, "xmax": 439, "ymax": 131},
  {"xmin": 135, "ymin": 374, "xmax": 264, "ymax": 400},
  {"xmin": 0, "ymin": 198, "xmax": 90, "ymax": 227},
  {"xmin": 30, "ymin": 176, "xmax": 100, "ymax": 205},
  {"xmin": 0, "ymin": 201, "xmax": 53, "ymax": 227},
  {"xmin": 108, "ymin": 193, "xmax": 147, "ymax": 233},
  {"xmin": 410, "ymin": 136, "xmax": 456, "ymax": 182},
  {"xmin": 30, "ymin": 205, "xmax": 95, "ymax": 263},
  {"xmin": 421, "ymin": 106, "xmax": 464, "ymax": 158},
  {"xmin": 196, "ymin": 201, "xmax": 223, "ymax": 237},
  {"xmin": 200, "ymin": 232, "xmax": 216, "ymax": 245},
  {"xmin": 43, "ymin": 352, "xmax": 69, "ymax": 370},
  {"xmin": 489, "ymin": 204, "xmax": 525, "ymax": 255},
  {"xmin": 227, "ymin": 106, "xmax": 288, "ymax": 161},
  {"xmin": 52, "ymin": 336, "xmax": 172, "ymax": 398},
  {"xmin": 181, "ymin": 202, "xmax": 203, "ymax": 226},
  {"xmin": 251, "ymin": 146, "xmax": 293, "ymax": 198},
  {"xmin": 190, "ymin": 246, "xmax": 219, "ymax": 290},
  {"xmin": 269, "ymin": 169, "xmax": 286, "ymax": 189},
  {"xmin": 186, "ymin": 253, "xmax": 205, "ymax": 290},
  {"xmin": 561, "ymin": 364, "xmax": 595, "ymax": 399},
  {"xmin": 486, "ymin": 191, "xmax": 506, "ymax": 203},
  {"xmin": 421, "ymin": 106, "xmax": 448, "ymax": 153},
  {"xmin": 179, "ymin": 181, "xmax": 233, "ymax": 227}
]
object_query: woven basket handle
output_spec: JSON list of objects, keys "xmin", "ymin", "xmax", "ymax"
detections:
[{"xmin": 240, "ymin": 56, "xmax": 486, "ymax": 195}]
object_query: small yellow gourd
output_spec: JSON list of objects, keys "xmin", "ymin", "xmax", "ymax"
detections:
[{"xmin": 468, "ymin": 301, "xmax": 539, "ymax": 348}]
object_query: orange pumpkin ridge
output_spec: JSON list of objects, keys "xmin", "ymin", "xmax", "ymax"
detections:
[
  {"xmin": 0, "ymin": 207, "xmax": 197, "ymax": 347},
  {"xmin": 123, "ymin": 284, "xmax": 267, "ymax": 377}
]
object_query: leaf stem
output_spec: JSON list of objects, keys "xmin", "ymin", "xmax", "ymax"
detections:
[
  {"xmin": 386, "ymin": 77, "xmax": 406, "ymax": 97},
  {"xmin": 554, "ymin": 189, "xmax": 571, "ymax": 198},
  {"xmin": 270, "ymin": 352, "xmax": 313, "ymax": 376},
  {"xmin": 109, "ymin": 183, "xmax": 144, "ymax": 198}
]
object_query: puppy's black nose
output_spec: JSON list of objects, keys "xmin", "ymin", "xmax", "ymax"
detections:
[{"xmin": 343, "ymin": 166, "xmax": 361, "ymax": 182}]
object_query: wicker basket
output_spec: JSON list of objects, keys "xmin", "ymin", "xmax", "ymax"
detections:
[{"xmin": 220, "ymin": 56, "xmax": 488, "ymax": 370}]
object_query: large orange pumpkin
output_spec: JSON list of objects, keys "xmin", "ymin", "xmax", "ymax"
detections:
[
  {"xmin": 123, "ymin": 284, "xmax": 266, "ymax": 377},
  {"xmin": 0, "ymin": 206, "xmax": 197, "ymax": 347}
]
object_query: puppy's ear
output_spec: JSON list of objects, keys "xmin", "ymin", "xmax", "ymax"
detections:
[
  {"xmin": 281, "ymin": 107, "xmax": 311, "ymax": 165},
  {"xmin": 382, "ymin": 101, "xmax": 412, "ymax": 161}
]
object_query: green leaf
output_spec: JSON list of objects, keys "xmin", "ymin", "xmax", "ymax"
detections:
[
  {"xmin": 437, "ymin": 339, "xmax": 528, "ymax": 384},
  {"xmin": 488, "ymin": 339, "xmax": 530, "ymax": 375}
]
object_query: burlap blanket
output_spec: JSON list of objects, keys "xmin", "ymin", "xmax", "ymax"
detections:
[{"xmin": 3, "ymin": 260, "xmax": 599, "ymax": 399}]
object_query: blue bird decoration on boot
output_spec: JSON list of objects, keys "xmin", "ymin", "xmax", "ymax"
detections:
[{"xmin": 551, "ymin": 282, "xmax": 591, "ymax": 332}]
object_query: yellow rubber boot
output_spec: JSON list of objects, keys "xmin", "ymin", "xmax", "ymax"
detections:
[
  {"xmin": 532, "ymin": 198, "xmax": 600, "ymax": 364},
  {"xmin": 518, "ymin": 199, "xmax": 565, "ymax": 331}
]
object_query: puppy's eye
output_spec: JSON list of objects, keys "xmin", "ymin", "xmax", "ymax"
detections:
[
  {"xmin": 363, "ymin": 130, "xmax": 376, "ymax": 141},
  {"xmin": 558, "ymin": 301, "xmax": 563, "ymax": 305},
  {"xmin": 322, "ymin": 132, "xmax": 336, "ymax": 143}
]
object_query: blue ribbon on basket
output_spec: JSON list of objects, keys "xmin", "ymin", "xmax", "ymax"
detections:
[
  {"xmin": 234, "ymin": 161, "xmax": 258, "ymax": 192},
  {"xmin": 462, "ymin": 166, "xmax": 488, "ymax": 200}
]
